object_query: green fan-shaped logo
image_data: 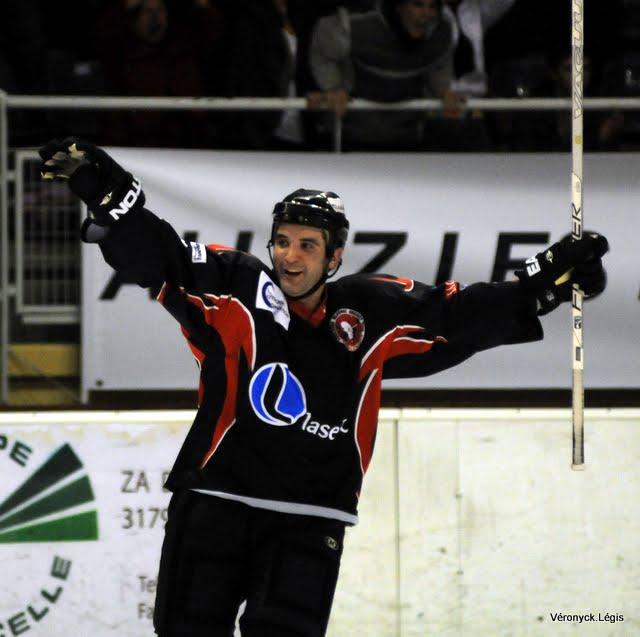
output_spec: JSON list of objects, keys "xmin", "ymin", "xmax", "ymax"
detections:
[{"xmin": 0, "ymin": 443, "xmax": 98, "ymax": 543}]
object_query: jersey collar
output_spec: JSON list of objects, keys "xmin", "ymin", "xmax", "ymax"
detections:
[{"xmin": 287, "ymin": 291, "xmax": 327, "ymax": 327}]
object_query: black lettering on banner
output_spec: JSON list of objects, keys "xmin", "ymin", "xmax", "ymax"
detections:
[
  {"xmin": 99, "ymin": 271, "xmax": 124, "ymax": 301},
  {"xmin": 8, "ymin": 612, "xmax": 29, "ymax": 635},
  {"xmin": 121, "ymin": 469, "xmax": 134, "ymax": 492},
  {"xmin": 182, "ymin": 231, "xmax": 199, "ymax": 244},
  {"xmin": 41, "ymin": 587, "xmax": 62, "ymax": 604},
  {"xmin": 235, "ymin": 231, "xmax": 253, "ymax": 252},
  {"xmin": 51, "ymin": 557, "xmax": 71, "ymax": 581},
  {"xmin": 354, "ymin": 232, "xmax": 407, "ymax": 273},
  {"xmin": 0, "ymin": 434, "xmax": 6, "ymax": 450},
  {"xmin": 27, "ymin": 605, "xmax": 48, "ymax": 621},
  {"xmin": 9, "ymin": 442, "xmax": 32, "ymax": 467},
  {"xmin": 121, "ymin": 470, "xmax": 150, "ymax": 493},
  {"xmin": 435, "ymin": 232, "xmax": 458, "ymax": 285},
  {"xmin": 138, "ymin": 575, "xmax": 157, "ymax": 593},
  {"xmin": 491, "ymin": 232, "xmax": 549, "ymax": 282},
  {"xmin": 122, "ymin": 507, "xmax": 168, "ymax": 530}
]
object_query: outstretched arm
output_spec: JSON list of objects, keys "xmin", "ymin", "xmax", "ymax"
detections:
[
  {"xmin": 380, "ymin": 233, "xmax": 608, "ymax": 379},
  {"xmin": 39, "ymin": 138, "xmax": 248, "ymax": 358},
  {"xmin": 39, "ymin": 137, "xmax": 186, "ymax": 290}
]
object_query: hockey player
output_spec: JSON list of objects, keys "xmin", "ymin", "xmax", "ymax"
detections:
[{"xmin": 40, "ymin": 138, "xmax": 607, "ymax": 637}]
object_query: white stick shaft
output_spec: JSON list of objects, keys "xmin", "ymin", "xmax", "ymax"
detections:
[{"xmin": 571, "ymin": 0, "xmax": 585, "ymax": 470}]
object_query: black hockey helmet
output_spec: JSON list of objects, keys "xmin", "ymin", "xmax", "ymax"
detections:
[{"xmin": 271, "ymin": 189, "xmax": 349, "ymax": 256}]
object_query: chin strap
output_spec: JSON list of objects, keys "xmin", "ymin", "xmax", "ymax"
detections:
[{"xmin": 267, "ymin": 241, "xmax": 343, "ymax": 301}]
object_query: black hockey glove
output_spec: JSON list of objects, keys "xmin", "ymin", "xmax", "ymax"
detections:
[
  {"xmin": 39, "ymin": 137, "xmax": 145, "ymax": 227},
  {"xmin": 515, "ymin": 233, "xmax": 609, "ymax": 315}
]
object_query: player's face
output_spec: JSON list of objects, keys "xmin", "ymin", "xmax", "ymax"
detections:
[
  {"xmin": 272, "ymin": 224, "xmax": 342, "ymax": 306},
  {"xmin": 397, "ymin": 0, "xmax": 440, "ymax": 40}
]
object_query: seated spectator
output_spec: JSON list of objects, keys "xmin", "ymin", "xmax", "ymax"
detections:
[
  {"xmin": 94, "ymin": 0, "xmax": 224, "ymax": 148},
  {"xmin": 309, "ymin": 0, "xmax": 490, "ymax": 150}
]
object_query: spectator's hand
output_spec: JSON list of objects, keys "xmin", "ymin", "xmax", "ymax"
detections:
[
  {"xmin": 307, "ymin": 89, "xmax": 350, "ymax": 118},
  {"xmin": 440, "ymin": 89, "xmax": 466, "ymax": 119}
]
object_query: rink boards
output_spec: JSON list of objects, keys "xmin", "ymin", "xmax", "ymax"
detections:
[{"xmin": 0, "ymin": 409, "xmax": 637, "ymax": 637}]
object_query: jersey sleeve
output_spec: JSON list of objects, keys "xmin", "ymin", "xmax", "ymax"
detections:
[
  {"xmin": 355, "ymin": 275, "xmax": 542, "ymax": 380},
  {"xmin": 90, "ymin": 205, "xmax": 259, "ymax": 364}
]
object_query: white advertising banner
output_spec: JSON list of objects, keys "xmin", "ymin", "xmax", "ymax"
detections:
[
  {"xmin": 82, "ymin": 151, "xmax": 639, "ymax": 394},
  {"xmin": 1, "ymin": 410, "xmax": 638, "ymax": 636}
]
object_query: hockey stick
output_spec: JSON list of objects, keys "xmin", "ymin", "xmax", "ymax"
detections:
[{"xmin": 571, "ymin": 0, "xmax": 585, "ymax": 470}]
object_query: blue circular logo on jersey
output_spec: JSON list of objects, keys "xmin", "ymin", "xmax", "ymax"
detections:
[
  {"xmin": 249, "ymin": 363, "xmax": 307, "ymax": 426},
  {"xmin": 261, "ymin": 281, "xmax": 286, "ymax": 312}
]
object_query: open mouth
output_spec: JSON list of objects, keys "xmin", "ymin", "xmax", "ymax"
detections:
[{"xmin": 283, "ymin": 269, "xmax": 303, "ymax": 280}]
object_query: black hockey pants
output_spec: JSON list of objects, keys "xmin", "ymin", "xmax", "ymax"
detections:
[{"xmin": 153, "ymin": 490, "xmax": 346, "ymax": 637}]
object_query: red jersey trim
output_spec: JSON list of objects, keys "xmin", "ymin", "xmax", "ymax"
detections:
[
  {"xmin": 165, "ymin": 288, "xmax": 257, "ymax": 469},
  {"xmin": 369, "ymin": 275, "xmax": 415, "ymax": 292},
  {"xmin": 354, "ymin": 324, "xmax": 447, "ymax": 476},
  {"xmin": 354, "ymin": 369, "xmax": 380, "ymax": 475}
]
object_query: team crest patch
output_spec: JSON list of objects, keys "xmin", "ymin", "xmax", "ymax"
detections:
[{"xmin": 330, "ymin": 308, "xmax": 365, "ymax": 352}]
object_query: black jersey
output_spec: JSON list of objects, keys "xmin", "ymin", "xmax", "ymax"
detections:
[{"xmin": 95, "ymin": 207, "xmax": 543, "ymax": 525}]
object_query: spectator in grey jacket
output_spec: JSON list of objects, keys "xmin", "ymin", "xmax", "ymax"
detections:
[{"xmin": 309, "ymin": 0, "xmax": 469, "ymax": 149}]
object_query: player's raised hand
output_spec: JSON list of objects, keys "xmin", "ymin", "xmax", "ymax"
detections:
[
  {"xmin": 515, "ymin": 233, "xmax": 609, "ymax": 315},
  {"xmin": 39, "ymin": 138, "xmax": 92, "ymax": 181},
  {"xmin": 39, "ymin": 137, "xmax": 144, "ymax": 226}
]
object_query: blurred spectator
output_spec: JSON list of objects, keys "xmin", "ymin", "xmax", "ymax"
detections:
[
  {"xmin": 0, "ymin": 0, "xmax": 46, "ymax": 94},
  {"xmin": 222, "ymin": 0, "xmax": 376, "ymax": 150},
  {"xmin": 600, "ymin": 52, "xmax": 640, "ymax": 150},
  {"xmin": 225, "ymin": 0, "xmax": 307, "ymax": 149},
  {"xmin": 94, "ymin": 0, "xmax": 225, "ymax": 148},
  {"xmin": 485, "ymin": 0, "xmax": 622, "ymax": 86},
  {"xmin": 309, "ymin": 0, "xmax": 490, "ymax": 150},
  {"xmin": 488, "ymin": 52, "xmax": 549, "ymax": 150},
  {"xmin": 492, "ymin": 48, "xmax": 624, "ymax": 152},
  {"xmin": 443, "ymin": 0, "xmax": 516, "ymax": 97},
  {"xmin": 0, "ymin": 0, "xmax": 48, "ymax": 144},
  {"xmin": 532, "ymin": 50, "xmax": 624, "ymax": 151}
]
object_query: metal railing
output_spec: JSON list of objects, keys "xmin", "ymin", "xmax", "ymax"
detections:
[
  {"xmin": 1, "ymin": 92, "xmax": 640, "ymax": 404},
  {"xmin": 14, "ymin": 151, "xmax": 81, "ymax": 323}
]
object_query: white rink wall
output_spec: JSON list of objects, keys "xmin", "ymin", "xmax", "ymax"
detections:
[{"xmin": 0, "ymin": 409, "xmax": 637, "ymax": 637}]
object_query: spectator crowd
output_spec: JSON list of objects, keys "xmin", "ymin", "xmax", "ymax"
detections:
[{"xmin": 0, "ymin": 0, "xmax": 632, "ymax": 151}]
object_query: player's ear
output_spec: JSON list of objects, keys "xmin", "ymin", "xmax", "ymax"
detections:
[{"xmin": 328, "ymin": 247, "xmax": 344, "ymax": 270}]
